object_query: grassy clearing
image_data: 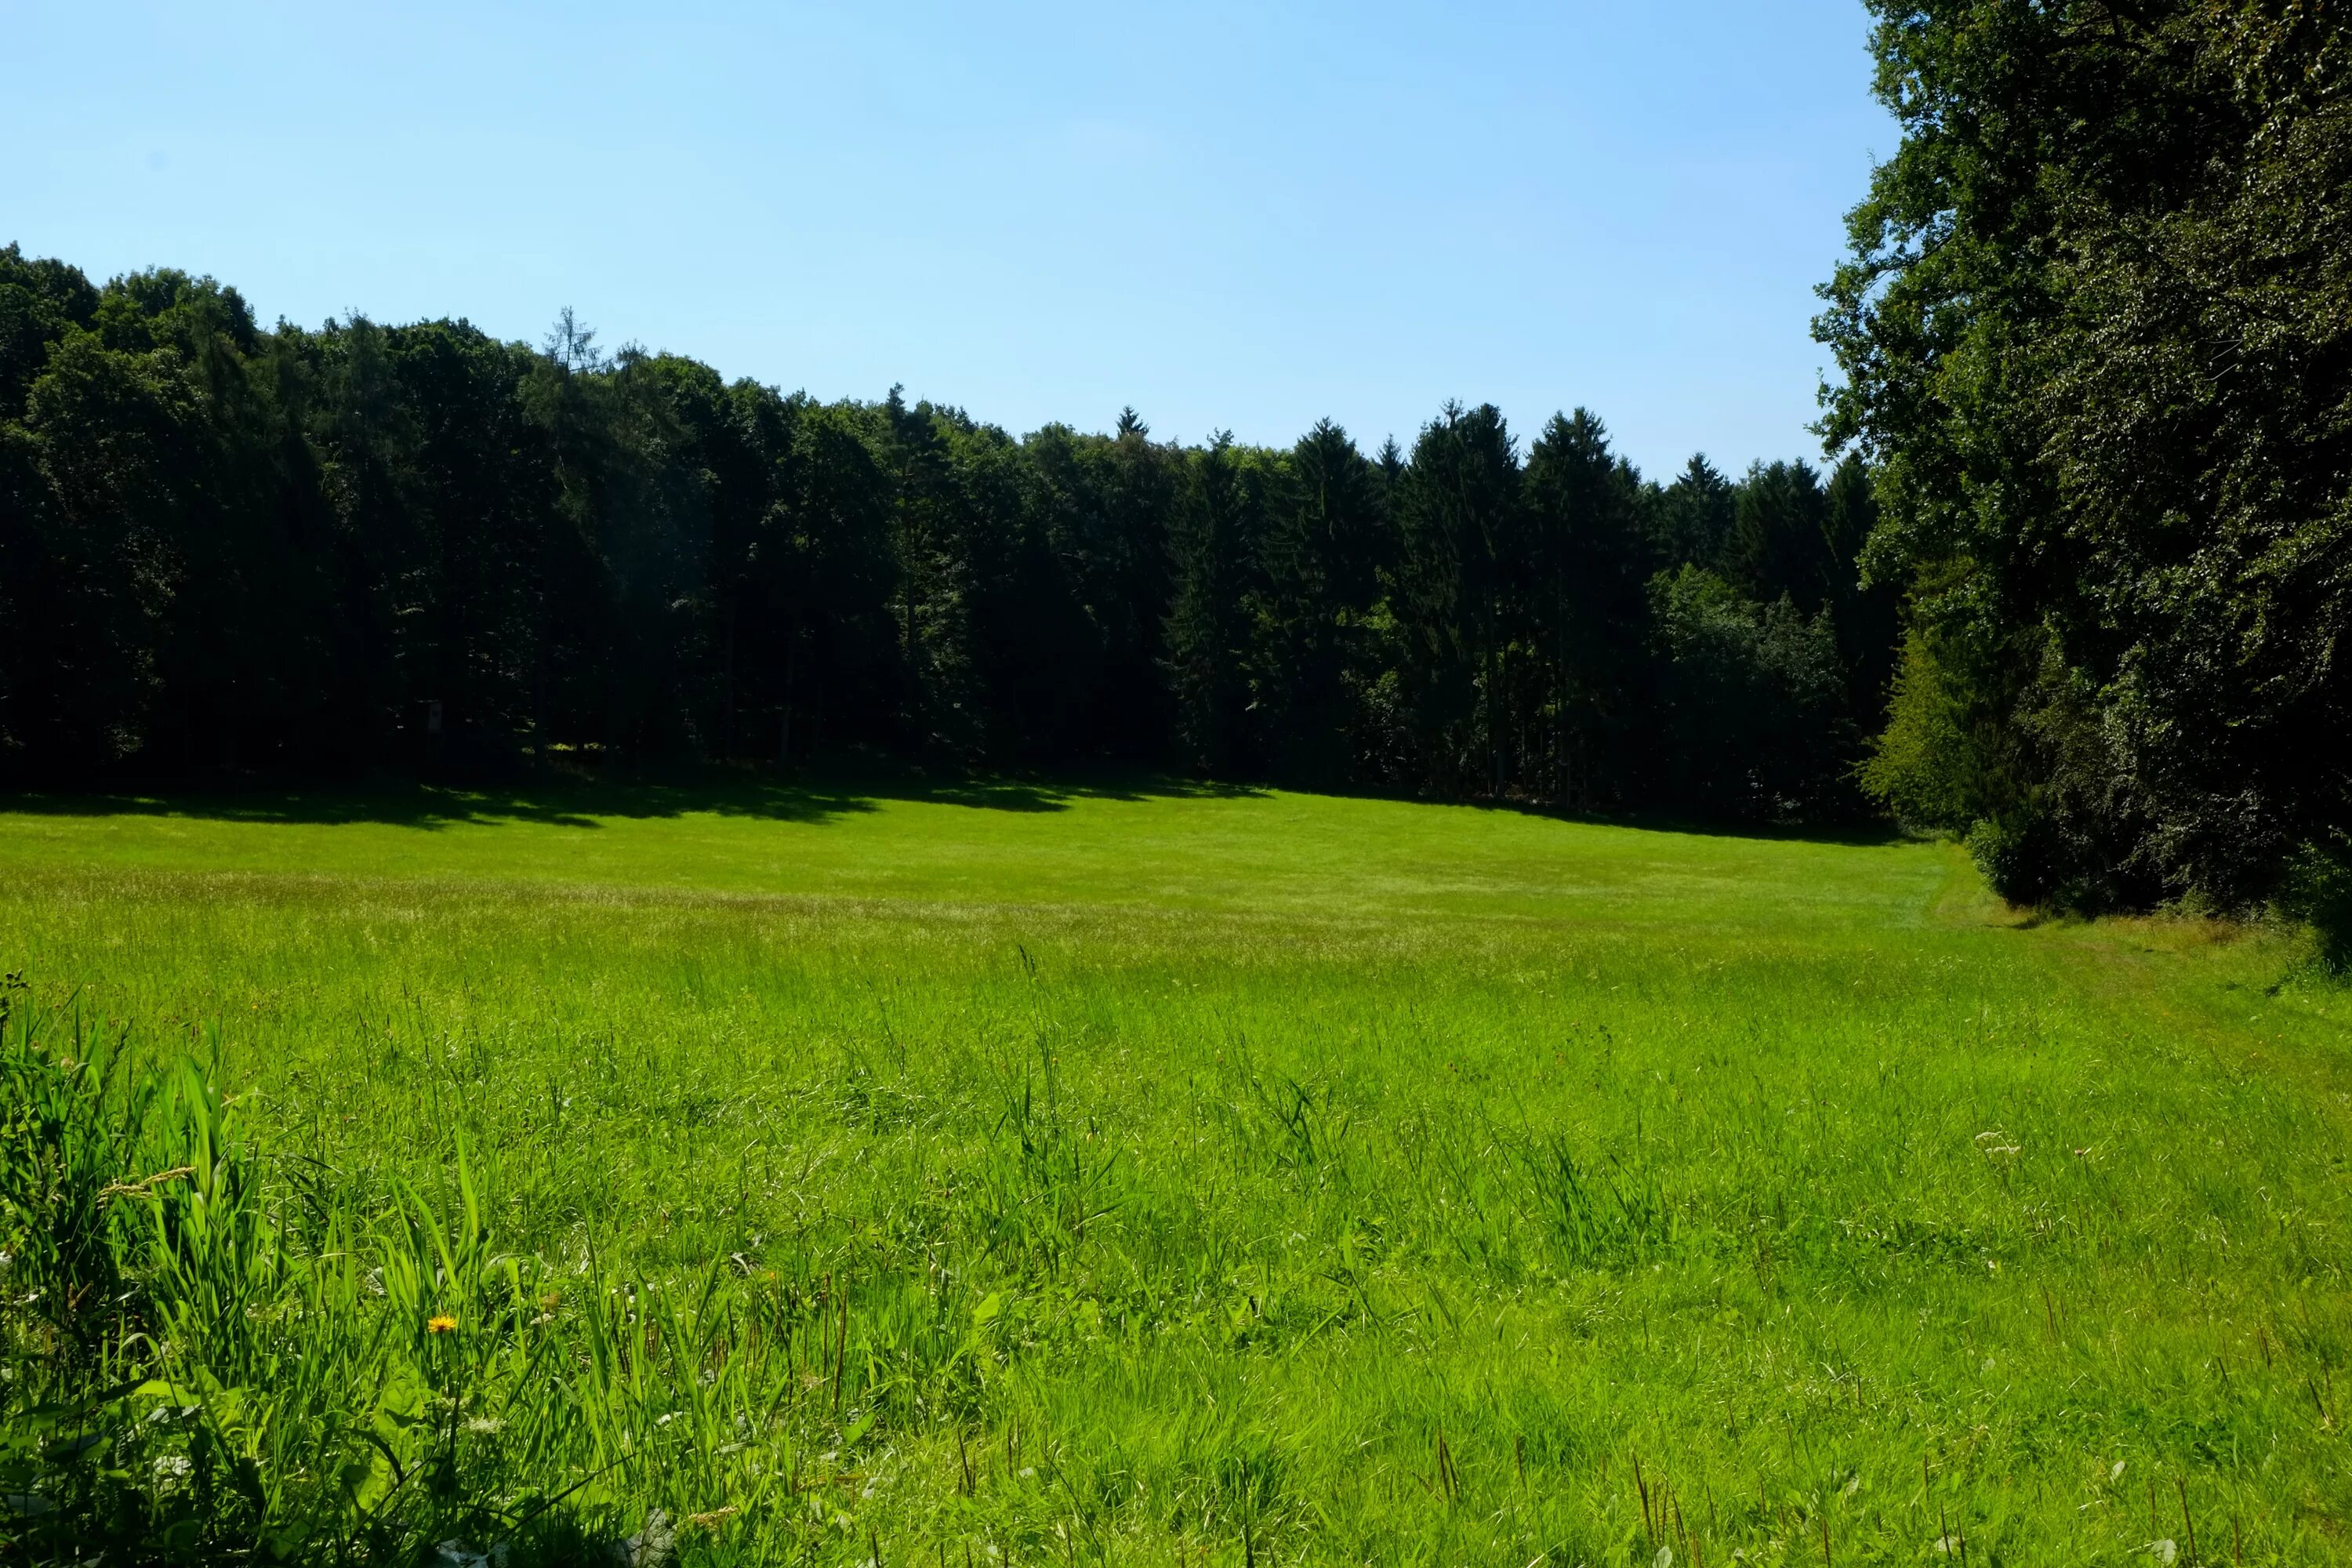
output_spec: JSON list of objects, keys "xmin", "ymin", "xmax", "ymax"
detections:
[{"xmin": 3, "ymin": 779, "xmax": 2349, "ymax": 1564}]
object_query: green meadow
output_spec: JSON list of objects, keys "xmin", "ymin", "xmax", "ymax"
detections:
[{"xmin": 3, "ymin": 780, "xmax": 2348, "ymax": 1565}]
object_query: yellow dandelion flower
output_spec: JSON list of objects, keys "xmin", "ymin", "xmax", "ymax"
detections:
[{"xmin": 427, "ymin": 1313, "xmax": 459, "ymax": 1334}]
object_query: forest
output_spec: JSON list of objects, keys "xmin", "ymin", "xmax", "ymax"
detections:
[{"xmin": 0, "ymin": 255, "xmax": 1890, "ymax": 822}]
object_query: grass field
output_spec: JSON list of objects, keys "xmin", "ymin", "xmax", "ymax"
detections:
[{"xmin": 3, "ymin": 777, "xmax": 2349, "ymax": 1565}]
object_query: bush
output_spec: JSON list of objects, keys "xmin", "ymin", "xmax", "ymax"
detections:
[
  {"xmin": 1962, "ymin": 815, "xmax": 2045, "ymax": 906},
  {"xmin": 2278, "ymin": 837, "xmax": 2352, "ymax": 974},
  {"xmin": 1859, "ymin": 632, "xmax": 1979, "ymax": 832}
]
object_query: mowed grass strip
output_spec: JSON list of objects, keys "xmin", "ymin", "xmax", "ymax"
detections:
[{"xmin": 4, "ymin": 780, "xmax": 2348, "ymax": 1564}]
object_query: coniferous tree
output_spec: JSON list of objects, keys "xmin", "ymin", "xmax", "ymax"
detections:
[
  {"xmin": 1726, "ymin": 459, "xmax": 1837, "ymax": 614},
  {"xmin": 1163, "ymin": 434, "xmax": 1256, "ymax": 774},
  {"xmin": 771, "ymin": 400, "xmax": 898, "ymax": 760},
  {"xmin": 1654, "ymin": 455, "xmax": 1736, "ymax": 575},
  {"xmin": 1250, "ymin": 419, "xmax": 1378, "ymax": 786},
  {"xmin": 1088, "ymin": 408, "xmax": 1180, "ymax": 758},
  {"xmin": 1392, "ymin": 403, "xmax": 1523, "ymax": 794},
  {"xmin": 1524, "ymin": 409, "xmax": 1651, "ymax": 805},
  {"xmin": 880, "ymin": 389, "xmax": 982, "ymax": 752}
]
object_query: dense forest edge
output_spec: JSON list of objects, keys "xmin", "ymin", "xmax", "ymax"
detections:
[
  {"xmin": 0, "ymin": 253, "xmax": 1893, "ymax": 827},
  {"xmin": 4, "ymin": 0, "xmax": 2349, "ymax": 938},
  {"xmin": 1817, "ymin": 1, "xmax": 2349, "ymax": 938}
]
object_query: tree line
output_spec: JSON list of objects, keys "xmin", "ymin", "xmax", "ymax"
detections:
[
  {"xmin": 1820, "ymin": 0, "xmax": 2350, "ymax": 923},
  {"xmin": 0, "ymin": 245, "xmax": 1896, "ymax": 823}
]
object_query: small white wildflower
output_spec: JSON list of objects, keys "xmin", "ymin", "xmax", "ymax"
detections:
[{"xmin": 2151, "ymin": 1540, "xmax": 2178, "ymax": 1565}]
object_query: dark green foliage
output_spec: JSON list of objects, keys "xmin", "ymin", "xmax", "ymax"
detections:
[
  {"xmin": 2278, "ymin": 837, "xmax": 2352, "ymax": 972},
  {"xmin": 0, "ymin": 245, "xmax": 1896, "ymax": 824},
  {"xmin": 1164, "ymin": 435, "xmax": 1261, "ymax": 774},
  {"xmin": 1388, "ymin": 403, "xmax": 1527, "ymax": 796},
  {"xmin": 1726, "ymin": 459, "xmax": 1835, "ymax": 613},
  {"xmin": 0, "ymin": 245, "xmax": 98, "ymax": 419},
  {"xmin": 1653, "ymin": 454, "xmax": 1736, "ymax": 572},
  {"xmin": 1648, "ymin": 568, "xmax": 1854, "ymax": 821},
  {"xmin": 1819, "ymin": 0, "xmax": 2352, "ymax": 909},
  {"xmin": 1821, "ymin": 456, "xmax": 1899, "ymax": 731},
  {"xmin": 1523, "ymin": 410, "xmax": 1653, "ymax": 807},
  {"xmin": 1244, "ymin": 420, "xmax": 1383, "ymax": 786}
]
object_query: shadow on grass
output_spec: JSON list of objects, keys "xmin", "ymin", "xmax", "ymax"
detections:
[
  {"xmin": 2, "ymin": 764, "xmax": 1905, "ymax": 851},
  {"xmin": 0, "ymin": 766, "xmax": 1267, "ymax": 831},
  {"xmin": 1388, "ymin": 789, "xmax": 1913, "ymax": 849}
]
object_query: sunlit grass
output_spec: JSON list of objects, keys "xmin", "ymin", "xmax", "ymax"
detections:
[{"xmin": 3, "ymin": 778, "xmax": 2347, "ymax": 1564}]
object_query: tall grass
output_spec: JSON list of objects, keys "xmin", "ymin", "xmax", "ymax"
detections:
[
  {"xmin": 3, "ymin": 784, "xmax": 2350, "ymax": 1563},
  {"xmin": 2, "ymin": 975, "xmax": 983, "ymax": 1564}
]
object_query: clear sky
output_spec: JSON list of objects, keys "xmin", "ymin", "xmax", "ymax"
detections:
[{"xmin": 4, "ymin": 2, "xmax": 1892, "ymax": 480}]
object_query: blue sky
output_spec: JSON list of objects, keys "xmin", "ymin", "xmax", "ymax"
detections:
[{"xmin": 5, "ymin": 2, "xmax": 1892, "ymax": 479}]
